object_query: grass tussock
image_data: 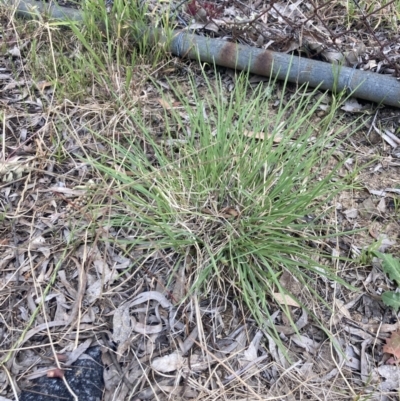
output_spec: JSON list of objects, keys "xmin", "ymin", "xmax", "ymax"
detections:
[
  {"xmin": 2, "ymin": 0, "xmax": 363, "ymax": 340},
  {"xmin": 84, "ymin": 72, "xmax": 358, "ymax": 332},
  {"xmin": 18, "ymin": 0, "xmax": 167, "ymax": 102}
]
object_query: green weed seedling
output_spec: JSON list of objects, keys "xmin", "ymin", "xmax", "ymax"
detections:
[{"xmin": 373, "ymin": 251, "xmax": 400, "ymax": 311}]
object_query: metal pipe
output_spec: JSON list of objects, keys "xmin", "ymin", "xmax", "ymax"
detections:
[
  {"xmin": 6, "ymin": 0, "xmax": 82, "ymax": 20},
  {"xmin": 5, "ymin": 0, "xmax": 400, "ymax": 108},
  {"xmin": 167, "ymin": 31, "xmax": 400, "ymax": 107}
]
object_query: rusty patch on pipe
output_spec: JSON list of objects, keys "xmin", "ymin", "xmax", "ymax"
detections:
[
  {"xmin": 252, "ymin": 50, "xmax": 274, "ymax": 76},
  {"xmin": 218, "ymin": 41, "xmax": 240, "ymax": 68}
]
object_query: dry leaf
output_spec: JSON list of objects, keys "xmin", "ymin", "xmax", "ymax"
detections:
[
  {"xmin": 84, "ymin": 247, "xmax": 118, "ymax": 302},
  {"xmin": 188, "ymin": 21, "xmax": 220, "ymax": 32},
  {"xmin": 64, "ymin": 339, "xmax": 93, "ymax": 366},
  {"xmin": 279, "ymin": 270, "xmax": 302, "ymax": 297},
  {"xmin": 183, "ymin": 354, "xmax": 214, "ymax": 373},
  {"xmin": 273, "ymin": 292, "xmax": 300, "ymax": 307},
  {"xmin": 323, "ymin": 50, "xmax": 345, "ymax": 64},
  {"xmin": 291, "ymin": 334, "xmax": 319, "ymax": 354},
  {"xmin": 341, "ymin": 98, "xmax": 363, "ymax": 113},
  {"xmin": 344, "ymin": 345, "xmax": 360, "ymax": 370},
  {"xmin": 0, "ymin": 156, "xmax": 35, "ymax": 182},
  {"xmin": 157, "ymin": 98, "xmax": 181, "ymax": 110},
  {"xmin": 54, "ymin": 293, "xmax": 69, "ymax": 321},
  {"xmin": 243, "ymin": 331, "xmax": 263, "ymax": 361},
  {"xmin": 151, "ymin": 351, "xmax": 184, "ymax": 373},
  {"xmin": 8, "ymin": 46, "xmax": 21, "ymax": 57},
  {"xmin": 35, "ymin": 81, "xmax": 53, "ymax": 91},
  {"xmin": 265, "ymin": 332, "xmax": 288, "ymax": 367},
  {"xmin": 376, "ymin": 365, "xmax": 400, "ymax": 391},
  {"xmin": 343, "ymin": 208, "xmax": 358, "ymax": 219},
  {"xmin": 112, "ymin": 306, "xmax": 132, "ymax": 343},
  {"xmin": 377, "ymin": 234, "xmax": 396, "ymax": 252},
  {"xmin": 332, "ymin": 298, "xmax": 351, "ymax": 325},
  {"xmin": 377, "ymin": 198, "xmax": 386, "ymax": 213},
  {"xmin": 131, "ymin": 319, "xmax": 163, "ymax": 335},
  {"xmin": 383, "ymin": 330, "xmax": 400, "ymax": 359},
  {"xmin": 220, "ymin": 207, "xmax": 239, "ymax": 218},
  {"xmin": 359, "ymin": 197, "xmax": 377, "ymax": 218},
  {"xmin": 130, "ymin": 291, "xmax": 173, "ymax": 309},
  {"xmin": 47, "ymin": 186, "xmax": 87, "ymax": 196}
]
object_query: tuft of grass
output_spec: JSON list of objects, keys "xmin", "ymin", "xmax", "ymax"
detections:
[
  {"xmin": 85, "ymin": 70, "xmax": 360, "ymax": 342},
  {"xmin": 22, "ymin": 0, "xmax": 169, "ymax": 102}
]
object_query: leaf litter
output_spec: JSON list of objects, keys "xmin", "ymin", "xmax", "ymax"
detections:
[
  {"xmin": 1, "ymin": 78, "xmax": 400, "ymax": 401},
  {"xmin": 1, "ymin": 0, "xmax": 400, "ymax": 400}
]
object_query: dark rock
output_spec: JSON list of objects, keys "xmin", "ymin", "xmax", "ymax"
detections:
[{"xmin": 18, "ymin": 347, "xmax": 104, "ymax": 401}]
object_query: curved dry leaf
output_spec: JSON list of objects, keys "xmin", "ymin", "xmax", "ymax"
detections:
[
  {"xmin": 136, "ymin": 379, "xmax": 174, "ymax": 399},
  {"xmin": 86, "ymin": 272, "xmax": 117, "ymax": 303},
  {"xmin": 344, "ymin": 208, "xmax": 358, "ymax": 219},
  {"xmin": 331, "ymin": 298, "xmax": 351, "ymax": 325},
  {"xmin": 180, "ymin": 327, "xmax": 198, "ymax": 354},
  {"xmin": 310, "ymin": 368, "xmax": 339, "ymax": 383},
  {"xmin": 112, "ymin": 306, "xmax": 132, "ymax": 343},
  {"xmin": 54, "ymin": 293, "xmax": 68, "ymax": 321},
  {"xmin": 130, "ymin": 291, "xmax": 173, "ymax": 309},
  {"xmin": 343, "ymin": 324, "xmax": 373, "ymax": 341},
  {"xmin": 223, "ymin": 354, "xmax": 269, "ymax": 384},
  {"xmin": 216, "ymin": 339, "xmax": 240, "ymax": 355},
  {"xmin": 103, "ymin": 364, "xmax": 121, "ymax": 391},
  {"xmin": 360, "ymin": 338, "xmax": 371, "ymax": 383},
  {"xmin": 23, "ymin": 367, "xmax": 50, "ymax": 381},
  {"xmin": 291, "ymin": 334, "xmax": 319, "ymax": 354},
  {"xmin": 34, "ymin": 293, "xmax": 59, "ymax": 304},
  {"xmin": 183, "ymin": 354, "xmax": 214, "ymax": 373},
  {"xmin": 151, "ymin": 351, "xmax": 184, "ymax": 373},
  {"xmin": 264, "ymin": 332, "xmax": 287, "ymax": 367},
  {"xmin": 47, "ymin": 186, "xmax": 87, "ymax": 196},
  {"xmin": 3, "ymin": 321, "xmax": 67, "ymax": 367},
  {"xmin": 58, "ymin": 270, "xmax": 77, "ymax": 298},
  {"xmin": 383, "ymin": 330, "xmax": 400, "ymax": 359},
  {"xmin": 31, "ymin": 236, "xmax": 46, "ymax": 247},
  {"xmin": 243, "ymin": 341, "xmax": 258, "ymax": 361},
  {"xmin": 376, "ymin": 365, "xmax": 400, "ymax": 391},
  {"xmin": 243, "ymin": 331, "xmax": 263, "ymax": 361},
  {"xmin": 377, "ymin": 198, "xmax": 386, "ymax": 213},
  {"xmin": 296, "ymin": 309, "xmax": 308, "ymax": 330},
  {"xmin": 0, "ymin": 156, "xmax": 35, "ymax": 182},
  {"xmin": 37, "ymin": 247, "xmax": 51, "ymax": 259},
  {"xmin": 344, "ymin": 345, "xmax": 360, "ymax": 370},
  {"xmin": 65, "ymin": 338, "xmax": 93, "ymax": 366},
  {"xmin": 341, "ymin": 98, "xmax": 363, "ymax": 113},
  {"xmin": 158, "ymin": 386, "xmax": 198, "ymax": 398},
  {"xmin": 273, "ymin": 292, "xmax": 300, "ymax": 307},
  {"xmin": 171, "ymin": 265, "xmax": 186, "ymax": 303},
  {"xmin": 8, "ymin": 46, "xmax": 21, "ymax": 57},
  {"xmin": 131, "ymin": 319, "xmax": 163, "ymax": 335}
]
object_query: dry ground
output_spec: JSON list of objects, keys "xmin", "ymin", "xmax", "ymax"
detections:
[{"xmin": 1, "ymin": 0, "xmax": 400, "ymax": 400}]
